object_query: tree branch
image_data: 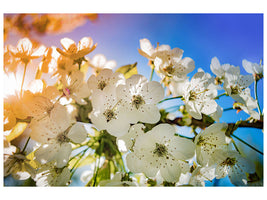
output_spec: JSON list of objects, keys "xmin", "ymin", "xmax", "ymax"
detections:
[{"xmin": 164, "ymin": 117, "xmax": 263, "ymax": 130}]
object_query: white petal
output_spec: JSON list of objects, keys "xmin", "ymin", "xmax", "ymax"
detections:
[
  {"xmin": 55, "ymin": 143, "xmax": 72, "ymax": 168},
  {"xmin": 137, "ymin": 104, "xmax": 161, "ymax": 124},
  {"xmin": 35, "ymin": 143, "xmax": 59, "ymax": 164},
  {"xmin": 141, "ymin": 81, "xmax": 164, "ymax": 104},
  {"xmin": 160, "ymin": 158, "xmax": 182, "ymax": 182},
  {"xmin": 242, "ymin": 59, "xmax": 255, "ymax": 74},
  {"xmin": 78, "ymin": 37, "xmax": 93, "ymax": 51},
  {"xmin": 60, "ymin": 38, "xmax": 76, "ymax": 51},
  {"xmin": 228, "ymin": 166, "xmax": 247, "ymax": 186},
  {"xmin": 168, "ymin": 136, "xmax": 195, "ymax": 160},
  {"xmin": 67, "ymin": 123, "xmax": 87, "ymax": 143}
]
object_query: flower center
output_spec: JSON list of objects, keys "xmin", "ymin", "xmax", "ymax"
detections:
[
  {"xmin": 57, "ymin": 132, "xmax": 70, "ymax": 143},
  {"xmin": 103, "ymin": 109, "xmax": 116, "ymax": 122},
  {"xmin": 222, "ymin": 157, "xmax": 237, "ymax": 166},
  {"xmin": 132, "ymin": 95, "xmax": 145, "ymax": 109},
  {"xmin": 163, "ymin": 65, "xmax": 175, "ymax": 75},
  {"xmin": 153, "ymin": 143, "xmax": 168, "ymax": 157},
  {"xmin": 230, "ymin": 85, "xmax": 241, "ymax": 95},
  {"xmin": 97, "ymin": 80, "xmax": 107, "ymax": 90},
  {"xmin": 68, "ymin": 44, "xmax": 78, "ymax": 54}
]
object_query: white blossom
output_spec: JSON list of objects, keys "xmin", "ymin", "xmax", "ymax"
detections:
[
  {"xmin": 126, "ymin": 124, "xmax": 195, "ymax": 182},
  {"xmin": 116, "ymin": 74, "xmax": 164, "ymax": 124},
  {"xmin": 183, "ymin": 70, "xmax": 222, "ymax": 121},
  {"xmin": 34, "ymin": 162, "xmax": 70, "ymax": 186},
  {"xmin": 4, "ymin": 143, "xmax": 35, "ymax": 180},
  {"xmin": 242, "ymin": 59, "xmax": 263, "ymax": 76},
  {"xmin": 34, "ymin": 122, "xmax": 87, "ymax": 168},
  {"xmin": 61, "ymin": 70, "xmax": 90, "ymax": 105},
  {"xmin": 138, "ymin": 38, "xmax": 195, "ymax": 80},
  {"xmin": 209, "ymin": 149, "xmax": 255, "ymax": 186},
  {"xmin": 194, "ymin": 123, "xmax": 228, "ymax": 166},
  {"xmin": 210, "ymin": 57, "xmax": 236, "ymax": 80},
  {"xmin": 88, "ymin": 54, "xmax": 116, "ymax": 75},
  {"xmin": 87, "ymin": 68, "xmax": 125, "ymax": 94},
  {"xmin": 224, "ymin": 66, "xmax": 254, "ymax": 104},
  {"xmin": 90, "ymin": 89, "xmax": 131, "ymax": 137},
  {"xmin": 9, "ymin": 37, "xmax": 45, "ymax": 65},
  {"xmin": 56, "ymin": 37, "xmax": 97, "ymax": 62}
]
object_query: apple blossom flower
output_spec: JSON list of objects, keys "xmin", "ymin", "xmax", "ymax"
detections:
[
  {"xmin": 88, "ymin": 54, "xmax": 117, "ymax": 75},
  {"xmin": 87, "ymin": 69, "xmax": 125, "ymax": 94},
  {"xmin": 183, "ymin": 70, "xmax": 222, "ymax": 121},
  {"xmin": 194, "ymin": 123, "xmax": 228, "ymax": 166},
  {"xmin": 224, "ymin": 66, "xmax": 254, "ymax": 104},
  {"xmin": 138, "ymin": 38, "xmax": 195, "ymax": 80},
  {"xmin": 34, "ymin": 122, "xmax": 87, "ymax": 168},
  {"xmin": 242, "ymin": 59, "xmax": 263, "ymax": 77},
  {"xmin": 61, "ymin": 70, "xmax": 90, "ymax": 105},
  {"xmin": 34, "ymin": 162, "xmax": 71, "ymax": 186},
  {"xmin": 9, "ymin": 37, "xmax": 45, "ymax": 65},
  {"xmin": 210, "ymin": 57, "xmax": 236, "ymax": 84},
  {"xmin": 4, "ymin": 143, "xmax": 35, "ymax": 180},
  {"xmin": 116, "ymin": 74, "xmax": 164, "ymax": 124},
  {"xmin": 90, "ymin": 89, "xmax": 130, "ymax": 137},
  {"xmin": 209, "ymin": 149, "xmax": 255, "ymax": 186},
  {"xmin": 234, "ymin": 88, "xmax": 260, "ymax": 120},
  {"xmin": 126, "ymin": 124, "xmax": 195, "ymax": 182},
  {"xmin": 56, "ymin": 37, "xmax": 97, "ymax": 65}
]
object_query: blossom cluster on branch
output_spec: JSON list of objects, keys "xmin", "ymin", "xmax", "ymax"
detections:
[{"xmin": 3, "ymin": 36, "xmax": 263, "ymax": 187}]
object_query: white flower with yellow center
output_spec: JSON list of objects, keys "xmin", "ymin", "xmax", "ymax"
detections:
[
  {"xmin": 209, "ymin": 149, "xmax": 255, "ymax": 186},
  {"xmin": 126, "ymin": 124, "xmax": 195, "ymax": 182},
  {"xmin": 61, "ymin": 70, "xmax": 90, "ymax": 105},
  {"xmin": 34, "ymin": 162, "xmax": 70, "ymax": 186},
  {"xmin": 183, "ymin": 70, "xmax": 222, "ymax": 121},
  {"xmin": 90, "ymin": 89, "xmax": 130, "ymax": 137},
  {"xmin": 224, "ymin": 66, "xmax": 254, "ymax": 104},
  {"xmin": 56, "ymin": 37, "xmax": 97, "ymax": 65},
  {"xmin": 116, "ymin": 74, "xmax": 164, "ymax": 124},
  {"xmin": 9, "ymin": 37, "xmax": 45, "ymax": 65},
  {"xmin": 194, "ymin": 123, "xmax": 227, "ymax": 166},
  {"xmin": 88, "ymin": 54, "xmax": 117, "ymax": 75},
  {"xmin": 34, "ymin": 122, "xmax": 87, "ymax": 168},
  {"xmin": 138, "ymin": 38, "xmax": 195, "ymax": 80},
  {"xmin": 87, "ymin": 69, "xmax": 125, "ymax": 94}
]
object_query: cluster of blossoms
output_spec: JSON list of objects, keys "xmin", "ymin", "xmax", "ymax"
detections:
[{"xmin": 3, "ymin": 36, "xmax": 263, "ymax": 187}]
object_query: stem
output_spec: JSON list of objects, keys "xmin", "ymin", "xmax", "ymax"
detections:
[
  {"xmin": 215, "ymin": 92, "xmax": 227, "ymax": 99},
  {"xmin": 231, "ymin": 134, "xmax": 263, "ymax": 155},
  {"xmin": 254, "ymin": 79, "xmax": 262, "ymax": 116},
  {"xmin": 158, "ymin": 96, "xmax": 183, "ymax": 104},
  {"xmin": 21, "ymin": 137, "xmax": 31, "ymax": 153},
  {"xmin": 223, "ymin": 107, "xmax": 234, "ymax": 112},
  {"xmin": 149, "ymin": 64, "xmax": 155, "ymax": 81},
  {"xmin": 70, "ymin": 150, "xmax": 87, "ymax": 178},
  {"xmin": 20, "ymin": 63, "xmax": 27, "ymax": 97}
]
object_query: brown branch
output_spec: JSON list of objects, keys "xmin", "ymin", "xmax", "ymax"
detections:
[{"xmin": 164, "ymin": 117, "xmax": 263, "ymax": 130}]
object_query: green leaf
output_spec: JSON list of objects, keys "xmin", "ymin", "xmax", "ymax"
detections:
[{"xmin": 116, "ymin": 62, "xmax": 138, "ymax": 79}]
